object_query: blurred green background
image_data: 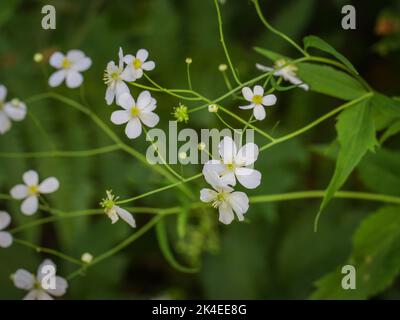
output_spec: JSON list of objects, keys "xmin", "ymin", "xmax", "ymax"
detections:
[{"xmin": 1, "ymin": 0, "xmax": 400, "ymax": 299}]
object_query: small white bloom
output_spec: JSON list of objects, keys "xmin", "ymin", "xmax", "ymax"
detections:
[
  {"xmin": 81, "ymin": 252, "xmax": 93, "ymax": 264},
  {"xmin": 200, "ymin": 165, "xmax": 249, "ymax": 225},
  {"xmin": 218, "ymin": 64, "xmax": 228, "ymax": 72},
  {"xmin": 204, "ymin": 136, "xmax": 261, "ymax": 189},
  {"xmin": 198, "ymin": 142, "xmax": 206, "ymax": 151},
  {"xmin": 48, "ymin": 49, "xmax": 92, "ymax": 88},
  {"xmin": 33, "ymin": 53, "xmax": 43, "ymax": 63},
  {"xmin": 208, "ymin": 104, "xmax": 219, "ymax": 113},
  {"xmin": 101, "ymin": 190, "xmax": 136, "ymax": 228},
  {"xmin": 0, "ymin": 211, "xmax": 13, "ymax": 248},
  {"xmin": 121, "ymin": 48, "xmax": 155, "ymax": 81},
  {"xmin": 104, "ymin": 47, "xmax": 131, "ymax": 106},
  {"xmin": 112, "ymin": 91, "xmax": 159, "ymax": 139},
  {"xmin": 256, "ymin": 59, "xmax": 309, "ymax": 91},
  {"xmin": 239, "ymin": 85, "xmax": 277, "ymax": 121},
  {"xmin": 12, "ymin": 259, "xmax": 68, "ymax": 300},
  {"xmin": 0, "ymin": 85, "xmax": 27, "ymax": 135},
  {"xmin": 10, "ymin": 170, "xmax": 59, "ymax": 216}
]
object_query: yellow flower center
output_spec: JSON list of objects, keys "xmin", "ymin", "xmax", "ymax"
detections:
[
  {"xmin": 133, "ymin": 58, "xmax": 142, "ymax": 69},
  {"xmin": 252, "ymin": 95, "xmax": 263, "ymax": 105},
  {"xmin": 130, "ymin": 106, "xmax": 140, "ymax": 117},
  {"xmin": 28, "ymin": 185, "xmax": 39, "ymax": 195},
  {"xmin": 226, "ymin": 163, "xmax": 235, "ymax": 171},
  {"xmin": 62, "ymin": 58, "xmax": 72, "ymax": 69},
  {"xmin": 111, "ymin": 72, "xmax": 119, "ymax": 80}
]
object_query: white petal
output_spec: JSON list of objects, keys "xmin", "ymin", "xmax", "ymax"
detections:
[
  {"xmin": 255, "ymin": 63, "xmax": 273, "ymax": 72},
  {"xmin": 118, "ymin": 47, "xmax": 125, "ymax": 66},
  {"xmin": 142, "ymin": 99, "xmax": 157, "ymax": 113},
  {"xmin": 105, "ymin": 86, "xmax": 115, "ymax": 105},
  {"xmin": 125, "ymin": 118, "xmax": 142, "ymax": 139},
  {"xmin": 227, "ymin": 191, "xmax": 249, "ymax": 221},
  {"xmin": 253, "ymin": 104, "xmax": 266, "ymax": 121},
  {"xmin": 0, "ymin": 231, "xmax": 13, "ymax": 248},
  {"xmin": 235, "ymin": 143, "xmax": 259, "ymax": 166},
  {"xmin": 218, "ymin": 203, "xmax": 235, "ymax": 225},
  {"xmin": 38, "ymin": 177, "xmax": 59, "ymax": 194},
  {"xmin": 202, "ymin": 161, "xmax": 227, "ymax": 188},
  {"xmin": 133, "ymin": 68, "xmax": 143, "ymax": 79},
  {"xmin": 220, "ymin": 171, "xmax": 236, "ymax": 186},
  {"xmin": 139, "ymin": 111, "xmax": 159, "ymax": 128},
  {"xmin": 66, "ymin": 49, "xmax": 85, "ymax": 62},
  {"xmin": 48, "ymin": 70, "xmax": 66, "ymax": 87},
  {"xmin": 66, "ymin": 70, "xmax": 83, "ymax": 88},
  {"xmin": 218, "ymin": 136, "xmax": 237, "ymax": 164},
  {"xmin": 10, "ymin": 184, "xmax": 28, "ymax": 199},
  {"xmin": 200, "ymin": 188, "xmax": 217, "ymax": 203},
  {"xmin": 72, "ymin": 57, "xmax": 92, "ymax": 72},
  {"xmin": 242, "ymin": 87, "xmax": 253, "ymax": 101},
  {"xmin": 0, "ymin": 111, "xmax": 11, "ymax": 134},
  {"xmin": 136, "ymin": 49, "xmax": 149, "ymax": 62},
  {"xmin": 49, "ymin": 52, "xmax": 64, "ymax": 68},
  {"xmin": 37, "ymin": 259, "xmax": 56, "ymax": 280},
  {"xmin": 0, "ymin": 84, "xmax": 7, "ymax": 101},
  {"xmin": 108, "ymin": 210, "xmax": 119, "ymax": 224},
  {"xmin": 111, "ymin": 110, "xmax": 130, "ymax": 125},
  {"xmin": 262, "ymin": 94, "xmax": 277, "ymax": 106},
  {"xmin": 36, "ymin": 290, "xmax": 54, "ymax": 300},
  {"xmin": 23, "ymin": 290, "xmax": 39, "ymax": 300},
  {"xmin": 123, "ymin": 54, "xmax": 134, "ymax": 65},
  {"xmin": 13, "ymin": 269, "xmax": 35, "ymax": 290},
  {"xmin": 239, "ymin": 103, "xmax": 254, "ymax": 110},
  {"xmin": 235, "ymin": 167, "xmax": 261, "ymax": 189},
  {"xmin": 21, "ymin": 196, "xmax": 39, "ymax": 216},
  {"xmin": 4, "ymin": 102, "xmax": 27, "ymax": 121},
  {"xmin": 116, "ymin": 206, "xmax": 136, "ymax": 228},
  {"xmin": 117, "ymin": 92, "xmax": 134, "ymax": 110},
  {"xmin": 0, "ymin": 211, "xmax": 11, "ymax": 229},
  {"xmin": 115, "ymin": 81, "xmax": 130, "ymax": 98},
  {"xmin": 253, "ymin": 85, "xmax": 264, "ymax": 96},
  {"xmin": 121, "ymin": 67, "xmax": 136, "ymax": 82},
  {"xmin": 23, "ymin": 170, "xmax": 39, "ymax": 186},
  {"xmin": 142, "ymin": 61, "xmax": 155, "ymax": 71},
  {"xmin": 45, "ymin": 276, "xmax": 68, "ymax": 297},
  {"xmin": 136, "ymin": 91, "xmax": 151, "ymax": 109}
]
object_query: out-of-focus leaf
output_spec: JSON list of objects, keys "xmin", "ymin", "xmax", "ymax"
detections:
[
  {"xmin": 312, "ymin": 206, "xmax": 400, "ymax": 299},
  {"xmin": 303, "ymin": 35, "xmax": 358, "ymax": 74},
  {"xmin": 316, "ymin": 98, "xmax": 377, "ymax": 230},
  {"xmin": 371, "ymin": 93, "xmax": 400, "ymax": 131},
  {"xmin": 254, "ymin": 47, "xmax": 286, "ymax": 62},
  {"xmin": 380, "ymin": 120, "xmax": 400, "ymax": 143}
]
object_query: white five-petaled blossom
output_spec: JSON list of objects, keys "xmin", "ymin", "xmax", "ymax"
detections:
[
  {"xmin": 204, "ymin": 136, "xmax": 261, "ymax": 189},
  {"xmin": 200, "ymin": 164, "xmax": 249, "ymax": 225},
  {"xmin": 10, "ymin": 170, "xmax": 59, "ymax": 216},
  {"xmin": 0, "ymin": 85, "xmax": 27, "ymax": 135},
  {"xmin": 112, "ymin": 91, "xmax": 159, "ymax": 139},
  {"xmin": 100, "ymin": 190, "xmax": 136, "ymax": 228},
  {"xmin": 0, "ymin": 211, "xmax": 13, "ymax": 248},
  {"xmin": 256, "ymin": 59, "xmax": 309, "ymax": 91},
  {"xmin": 48, "ymin": 50, "xmax": 92, "ymax": 88},
  {"xmin": 12, "ymin": 259, "xmax": 68, "ymax": 300},
  {"xmin": 240, "ymin": 85, "xmax": 277, "ymax": 121},
  {"xmin": 121, "ymin": 49, "xmax": 155, "ymax": 82},
  {"xmin": 104, "ymin": 47, "xmax": 131, "ymax": 106}
]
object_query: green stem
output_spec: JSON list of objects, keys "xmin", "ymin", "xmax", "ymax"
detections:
[
  {"xmin": 260, "ymin": 93, "xmax": 373, "ymax": 151},
  {"xmin": 186, "ymin": 62, "xmax": 193, "ymax": 90},
  {"xmin": 214, "ymin": 0, "xmax": 241, "ymax": 85}
]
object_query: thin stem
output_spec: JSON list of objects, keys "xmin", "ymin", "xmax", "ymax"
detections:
[
  {"xmin": 186, "ymin": 62, "xmax": 193, "ymax": 90},
  {"xmin": 0, "ymin": 145, "xmax": 120, "ymax": 159},
  {"xmin": 214, "ymin": 0, "xmax": 241, "ymax": 85},
  {"xmin": 13, "ymin": 238, "xmax": 83, "ymax": 266},
  {"xmin": 260, "ymin": 92, "xmax": 373, "ymax": 151},
  {"xmin": 117, "ymin": 173, "xmax": 203, "ymax": 205},
  {"xmin": 252, "ymin": 0, "xmax": 309, "ymax": 57},
  {"xmin": 215, "ymin": 112, "xmax": 242, "ymax": 134}
]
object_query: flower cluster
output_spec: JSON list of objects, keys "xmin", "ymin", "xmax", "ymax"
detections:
[
  {"xmin": 200, "ymin": 136, "xmax": 261, "ymax": 225},
  {"xmin": 0, "ymin": 85, "xmax": 27, "ymax": 135}
]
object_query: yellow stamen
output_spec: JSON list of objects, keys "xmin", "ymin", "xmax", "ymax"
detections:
[
  {"xmin": 252, "ymin": 95, "xmax": 263, "ymax": 105},
  {"xmin": 28, "ymin": 185, "xmax": 38, "ymax": 195},
  {"xmin": 133, "ymin": 58, "xmax": 142, "ymax": 69},
  {"xmin": 130, "ymin": 106, "xmax": 140, "ymax": 117},
  {"xmin": 62, "ymin": 58, "xmax": 72, "ymax": 69}
]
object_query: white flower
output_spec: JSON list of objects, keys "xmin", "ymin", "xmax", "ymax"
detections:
[
  {"xmin": 0, "ymin": 85, "xmax": 27, "ymax": 135},
  {"xmin": 204, "ymin": 136, "xmax": 261, "ymax": 189},
  {"xmin": 121, "ymin": 49, "xmax": 155, "ymax": 81},
  {"xmin": 48, "ymin": 50, "xmax": 92, "ymax": 88},
  {"xmin": 81, "ymin": 252, "xmax": 93, "ymax": 264},
  {"xmin": 256, "ymin": 59, "xmax": 309, "ymax": 91},
  {"xmin": 101, "ymin": 190, "xmax": 136, "ymax": 228},
  {"xmin": 12, "ymin": 259, "xmax": 68, "ymax": 300},
  {"xmin": 200, "ymin": 165, "xmax": 249, "ymax": 225},
  {"xmin": 104, "ymin": 47, "xmax": 131, "ymax": 106},
  {"xmin": 0, "ymin": 211, "xmax": 13, "ymax": 248},
  {"xmin": 111, "ymin": 91, "xmax": 159, "ymax": 139},
  {"xmin": 239, "ymin": 85, "xmax": 277, "ymax": 121},
  {"xmin": 10, "ymin": 170, "xmax": 59, "ymax": 216},
  {"xmin": 208, "ymin": 104, "xmax": 219, "ymax": 113}
]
